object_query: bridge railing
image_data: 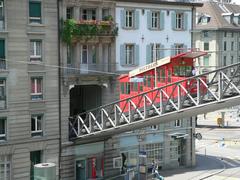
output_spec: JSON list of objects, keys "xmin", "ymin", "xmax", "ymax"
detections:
[{"xmin": 69, "ymin": 62, "xmax": 240, "ymax": 139}]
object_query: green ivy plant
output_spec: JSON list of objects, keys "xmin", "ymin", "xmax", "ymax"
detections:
[{"xmin": 61, "ymin": 19, "xmax": 118, "ymax": 44}]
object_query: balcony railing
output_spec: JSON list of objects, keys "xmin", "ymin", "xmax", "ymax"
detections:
[
  {"xmin": 64, "ymin": 63, "xmax": 116, "ymax": 76},
  {"xmin": 62, "ymin": 19, "xmax": 118, "ymax": 44}
]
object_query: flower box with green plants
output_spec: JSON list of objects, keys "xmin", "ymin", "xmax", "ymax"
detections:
[{"xmin": 61, "ymin": 17, "xmax": 118, "ymax": 44}]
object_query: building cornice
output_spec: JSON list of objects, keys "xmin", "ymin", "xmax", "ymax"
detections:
[{"xmin": 115, "ymin": 0, "xmax": 203, "ymax": 7}]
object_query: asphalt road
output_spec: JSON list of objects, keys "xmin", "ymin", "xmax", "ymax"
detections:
[{"xmin": 158, "ymin": 126, "xmax": 240, "ymax": 180}]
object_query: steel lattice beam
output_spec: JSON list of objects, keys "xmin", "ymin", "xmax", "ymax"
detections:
[{"xmin": 69, "ymin": 62, "xmax": 240, "ymax": 143}]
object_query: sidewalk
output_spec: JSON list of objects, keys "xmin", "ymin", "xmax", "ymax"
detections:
[{"xmin": 153, "ymin": 154, "xmax": 225, "ymax": 180}]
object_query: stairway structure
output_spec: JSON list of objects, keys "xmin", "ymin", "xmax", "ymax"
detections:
[{"xmin": 69, "ymin": 62, "xmax": 240, "ymax": 143}]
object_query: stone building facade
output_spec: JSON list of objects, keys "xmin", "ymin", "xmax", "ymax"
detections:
[{"xmin": 0, "ymin": 0, "xmax": 60, "ymax": 179}]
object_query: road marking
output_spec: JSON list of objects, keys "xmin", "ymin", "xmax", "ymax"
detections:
[
  {"xmin": 207, "ymin": 175, "xmax": 240, "ymax": 180},
  {"xmin": 221, "ymin": 159, "xmax": 237, "ymax": 167}
]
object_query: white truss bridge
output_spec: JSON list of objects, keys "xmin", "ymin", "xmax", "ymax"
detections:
[{"xmin": 69, "ymin": 63, "xmax": 240, "ymax": 143}]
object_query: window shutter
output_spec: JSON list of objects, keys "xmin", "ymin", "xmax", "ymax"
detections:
[
  {"xmin": 171, "ymin": 11, "xmax": 176, "ymax": 30},
  {"xmin": 184, "ymin": 13, "xmax": 188, "ymax": 31},
  {"xmin": 160, "ymin": 11, "xmax": 164, "ymax": 30},
  {"xmin": 171, "ymin": 45, "xmax": 175, "ymax": 56},
  {"xmin": 134, "ymin": 10, "xmax": 140, "ymax": 29},
  {"xmin": 120, "ymin": 10, "xmax": 126, "ymax": 28},
  {"xmin": 147, "ymin": 11, "xmax": 151, "ymax": 29},
  {"xmin": 0, "ymin": 39, "xmax": 5, "ymax": 58},
  {"xmin": 160, "ymin": 44, "xmax": 164, "ymax": 58},
  {"xmin": 120, "ymin": 44, "xmax": 125, "ymax": 66},
  {"xmin": 134, "ymin": 44, "xmax": 139, "ymax": 65},
  {"xmin": 29, "ymin": 2, "xmax": 41, "ymax": 17},
  {"xmin": 146, "ymin": 44, "xmax": 151, "ymax": 64}
]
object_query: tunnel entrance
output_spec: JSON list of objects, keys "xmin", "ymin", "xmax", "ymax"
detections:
[{"xmin": 70, "ymin": 85, "xmax": 102, "ymax": 116}]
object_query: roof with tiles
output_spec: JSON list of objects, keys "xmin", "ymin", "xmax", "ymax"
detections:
[{"xmin": 196, "ymin": 1, "xmax": 240, "ymax": 30}]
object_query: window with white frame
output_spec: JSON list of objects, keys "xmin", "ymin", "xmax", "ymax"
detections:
[
  {"xmin": 223, "ymin": 56, "xmax": 227, "ymax": 66},
  {"xmin": 231, "ymin": 41, "xmax": 234, "ymax": 51},
  {"xmin": 29, "ymin": 1, "xmax": 41, "ymax": 24},
  {"xmin": 203, "ymin": 56, "xmax": 209, "ymax": 66},
  {"xmin": 0, "ymin": 79, "xmax": 6, "ymax": 109},
  {"xmin": 224, "ymin": 32, "xmax": 227, "ymax": 37},
  {"xmin": 231, "ymin": 56, "xmax": 234, "ymax": 64},
  {"xmin": 224, "ymin": 41, "xmax": 227, "ymax": 51},
  {"xmin": 81, "ymin": 45, "xmax": 96, "ymax": 64},
  {"xmin": 170, "ymin": 141, "xmax": 178, "ymax": 160},
  {"xmin": 125, "ymin": 10, "xmax": 134, "ymax": 28},
  {"xmin": 203, "ymin": 31, "xmax": 209, "ymax": 38},
  {"xmin": 102, "ymin": 9, "xmax": 110, "ymax": 20},
  {"xmin": 31, "ymin": 77, "xmax": 43, "ymax": 100},
  {"xmin": 151, "ymin": 44, "xmax": 161, "ymax": 62},
  {"xmin": 175, "ymin": 120, "xmax": 181, "ymax": 127},
  {"xmin": 113, "ymin": 157, "xmax": 122, "ymax": 168},
  {"xmin": 31, "ymin": 114, "xmax": 43, "ymax": 137},
  {"xmin": 67, "ymin": 45, "xmax": 72, "ymax": 65},
  {"xmin": 82, "ymin": 9, "xmax": 96, "ymax": 20},
  {"xmin": 0, "ymin": 155, "xmax": 10, "ymax": 180},
  {"xmin": 204, "ymin": 42, "xmax": 209, "ymax": 51},
  {"xmin": 81, "ymin": 45, "xmax": 88, "ymax": 64},
  {"xmin": 145, "ymin": 143, "xmax": 164, "ymax": 165},
  {"xmin": 0, "ymin": 1, "xmax": 3, "ymax": 18},
  {"xmin": 175, "ymin": 44, "xmax": 184, "ymax": 55},
  {"xmin": 125, "ymin": 44, "xmax": 134, "ymax": 65},
  {"xmin": 151, "ymin": 11, "xmax": 160, "ymax": 29},
  {"xmin": 30, "ymin": 40, "xmax": 42, "ymax": 61},
  {"xmin": 0, "ymin": 0, "xmax": 4, "ymax": 30},
  {"xmin": 176, "ymin": 13, "xmax": 184, "ymax": 30},
  {"xmin": 0, "ymin": 118, "xmax": 6, "ymax": 141},
  {"xmin": 150, "ymin": 125, "xmax": 158, "ymax": 130},
  {"xmin": 66, "ymin": 7, "xmax": 73, "ymax": 19}
]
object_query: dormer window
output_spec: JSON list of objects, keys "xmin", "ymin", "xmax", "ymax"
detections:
[
  {"xmin": 222, "ymin": 13, "xmax": 234, "ymax": 24},
  {"xmin": 198, "ymin": 15, "xmax": 210, "ymax": 25}
]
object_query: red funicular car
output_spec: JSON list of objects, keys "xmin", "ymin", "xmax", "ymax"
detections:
[{"xmin": 119, "ymin": 51, "xmax": 208, "ymax": 110}]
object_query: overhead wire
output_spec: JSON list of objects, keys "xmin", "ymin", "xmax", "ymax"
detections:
[
  {"xmin": 0, "ymin": 57, "xmax": 122, "ymax": 76},
  {"xmin": 0, "ymin": 49, "xmax": 237, "ymax": 77}
]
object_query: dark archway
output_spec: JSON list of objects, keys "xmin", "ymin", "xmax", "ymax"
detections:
[{"xmin": 70, "ymin": 85, "xmax": 102, "ymax": 116}]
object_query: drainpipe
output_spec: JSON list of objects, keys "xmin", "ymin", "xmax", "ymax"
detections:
[
  {"xmin": 191, "ymin": 6, "xmax": 194, "ymax": 50},
  {"xmin": 57, "ymin": 0, "xmax": 62, "ymax": 179},
  {"xmin": 191, "ymin": 6, "xmax": 194, "ymax": 166}
]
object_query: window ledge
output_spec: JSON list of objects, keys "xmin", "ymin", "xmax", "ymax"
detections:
[
  {"xmin": 30, "ymin": 99, "xmax": 45, "ymax": 103},
  {"xmin": 0, "ymin": 70, "xmax": 9, "ymax": 73},
  {"xmin": 0, "ymin": 31, "xmax": 8, "ymax": 34},
  {"xmin": 27, "ymin": 31, "xmax": 45, "ymax": 35},
  {"xmin": 0, "ymin": 109, "xmax": 8, "ymax": 113},
  {"xmin": 121, "ymin": 64, "xmax": 138, "ymax": 67},
  {"xmin": 148, "ymin": 28, "xmax": 163, "ymax": 31},
  {"xmin": 29, "ymin": 61, "xmax": 44, "ymax": 65},
  {"xmin": 122, "ymin": 27, "xmax": 136, "ymax": 30},
  {"xmin": 173, "ymin": 28, "xmax": 186, "ymax": 31},
  {"xmin": 0, "ymin": 140, "xmax": 7, "ymax": 144},
  {"xmin": 28, "ymin": 23, "xmax": 45, "ymax": 27},
  {"xmin": 31, "ymin": 135, "xmax": 43, "ymax": 139}
]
